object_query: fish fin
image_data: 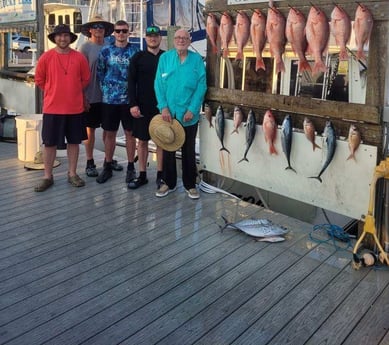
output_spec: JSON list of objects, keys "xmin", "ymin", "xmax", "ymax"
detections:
[
  {"xmin": 255, "ymin": 57, "xmax": 266, "ymax": 72},
  {"xmin": 231, "ymin": 128, "xmax": 238, "ymax": 135},
  {"xmin": 220, "ymin": 147, "xmax": 231, "ymax": 154}
]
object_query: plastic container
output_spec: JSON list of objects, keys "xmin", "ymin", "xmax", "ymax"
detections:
[{"xmin": 15, "ymin": 114, "xmax": 43, "ymax": 161}]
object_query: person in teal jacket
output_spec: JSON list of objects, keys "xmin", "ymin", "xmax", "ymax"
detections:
[{"xmin": 154, "ymin": 28, "xmax": 206, "ymax": 199}]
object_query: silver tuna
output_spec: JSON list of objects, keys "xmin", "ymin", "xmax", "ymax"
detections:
[
  {"xmin": 281, "ymin": 114, "xmax": 296, "ymax": 173},
  {"xmin": 238, "ymin": 109, "xmax": 256, "ymax": 163},
  {"xmin": 215, "ymin": 105, "xmax": 230, "ymax": 153}
]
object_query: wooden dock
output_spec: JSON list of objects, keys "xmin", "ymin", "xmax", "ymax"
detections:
[{"xmin": 0, "ymin": 141, "xmax": 388, "ymax": 345}]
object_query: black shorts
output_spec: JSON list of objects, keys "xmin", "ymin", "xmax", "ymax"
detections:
[
  {"xmin": 42, "ymin": 113, "xmax": 87, "ymax": 147},
  {"xmin": 84, "ymin": 102, "xmax": 103, "ymax": 128},
  {"xmin": 101, "ymin": 103, "xmax": 133, "ymax": 132},
  {"xmin": 132, "ymin": 112, "xmax": 158, "ymax": 141}
]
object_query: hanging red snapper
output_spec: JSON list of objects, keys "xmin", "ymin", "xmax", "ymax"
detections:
[
  {"xmin": 235, "ymin": 11, "xmax": 250, "ymax": 61},
  {"xmin": 219, "ymin": 12, "xmax": 234, "ymax": 58},
  {"xmin": 286, "ymin": 7, "xmax": 311, "ymax": 73},
  {"xmin": 206, "ymin": 13, "xmax": 219, "ymax": 55},
  {"xmin": 305, "ymin": 5, "xmax": 330, "ymax": 75},
  {"xmin": 330, "ymin": 5, "xmax": 352, "ymax": 60},
  {"xmin": 353, "ymin": 4, "xmax": 373, "ymax": 61},
  {"xmin": 347, "ymin": 124, "xmax": 361, "ymax": 161},
  {"xmin": 231, "ymin": 106, "xmax": 244, "ymax": 134},
  {"xmin": 250, "ymin": 10, "xmax": 267, "ymax": 71},
  {"xmin": 262, "ymin": 110, "xmax": 278, "ymax": 155},
  {"xmin": 303, "ymin": 117, "xmax": 321, "ymax": 151},
  {"xmin": 266, "ymin": 6, "xmax": 286, "ymax": 74}
]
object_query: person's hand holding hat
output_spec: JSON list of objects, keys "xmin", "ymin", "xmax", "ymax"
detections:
[{"xmin": 161, "ymin": 107, "xmax": 172, "ymax": 122}]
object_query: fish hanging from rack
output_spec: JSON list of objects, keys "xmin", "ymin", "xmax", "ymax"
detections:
[
  {"xmin": 305, "ymin": 5, "xmax": 330, "ymax": 75},
  {"xmin": 250, "ymin": 9, "xmax": 267, "ymax": 71},
  {"xmin": 235, "ymin": 11, "xmax": 250, "ymax": 61},
  {"xmin": 203, "ymin": 103, "xmax": 214, "ymax": 128},
  {"xmin": 231, "ymin": 105, "xmax": 243, "ymax": 134},
  {"xmin": 215, "ymin": 105, "xmax": 230, "ymax": 154},
  {"xmin": 266, "ymin": 4, "xmax": 286, "ymax": 74},
  {"xmin": 330, "ymin": 4, "xmax": 352, "ymax": 61},
  {"xmin": 262, "ymin": 109, "xmax": 278, "ymax": 155},
  {"xmin": 353, "ymin": 3, "xmax": 373, "ymax": 62},
  {"xmin": 281, "ymin": 114, "xmax": 296, "ymax": 173},
  {"xmin": 310, "ymin": 121, "xmax": 337, "ymax": 183},
  {"xmin": 238, "ymin": 109, "xmax": 256, "ymax": 163},
  {"xmin": 219, "ymin": 12, "xmax": 234, "ymax": 58},
  {"xmin": 347, "ymin": 124, "xmax": 361, "ymax": 161},
  {"xmin": 206, "ymin": 13, "xmax": 219, "ymax": 55},
  {"xmin": 285, "ymin": 6, "xmax": 311, "ymax": 73},
  {"xmin": 303, "ymin": 117, "xmax": 321, "ymax": 151}
]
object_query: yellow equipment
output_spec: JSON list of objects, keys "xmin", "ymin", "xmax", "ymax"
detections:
[{"xmin": 352, "ymin": 157, "xmax": 389, "ymax": 269}]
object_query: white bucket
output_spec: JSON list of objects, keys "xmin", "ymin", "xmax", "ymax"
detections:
[{"xmin": 15, "ymin": 114, "xmax": 43, "ymax": 162}]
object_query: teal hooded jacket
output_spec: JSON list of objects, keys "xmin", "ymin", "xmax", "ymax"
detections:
[{"xmin": 154, "ymin": 49, "xmax": 207, "ymax": 127}]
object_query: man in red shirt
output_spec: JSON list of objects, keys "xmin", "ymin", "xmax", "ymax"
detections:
[{"xmin": 34, "ymin": 24, "xmax": 91, "ymax": 192}]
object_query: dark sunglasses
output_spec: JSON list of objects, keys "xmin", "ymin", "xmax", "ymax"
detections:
[
  {"xmin": 146, "ymin": 27, "xmax": 159, "ymax": 34},
  {"xmin": 91, "ymin": 23, "xmax": 105, "ymax": 29},
  {"xmin": 114, "ymin": 29, "xmax": 129, "ymax": 34}
]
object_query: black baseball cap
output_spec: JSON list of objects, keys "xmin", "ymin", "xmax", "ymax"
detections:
[{"xmin": 146, "ymin": 26, "xmax": 161, "ymax": 36}]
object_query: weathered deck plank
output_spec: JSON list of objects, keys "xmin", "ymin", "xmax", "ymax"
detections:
[{"xmin": 0, "ymin": 141, "xmax": 388, "ymax": 345}]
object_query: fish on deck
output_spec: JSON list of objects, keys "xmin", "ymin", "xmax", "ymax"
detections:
[{"xmin": 220, "ymin": 216, "xmax": 288, "ymax": 239}]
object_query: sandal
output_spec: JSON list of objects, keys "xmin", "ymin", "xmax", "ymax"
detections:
[
  {"xmin": 34, "ymin": 177, "xmax": 54, "ymax": 192},
  {"xmin": 127, "ymin": 178, "xmax": 148, "ymax": 189},
  {"xmin": 68, "ymin": 174, "xmax": 85, "ymax": 187}
]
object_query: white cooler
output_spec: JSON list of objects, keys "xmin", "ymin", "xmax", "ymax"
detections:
[{"xmin": 15, "ymin": 114, "xmax": 43, "ymax": 162}]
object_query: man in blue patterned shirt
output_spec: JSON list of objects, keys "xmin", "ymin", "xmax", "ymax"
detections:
[{"xmin": 96, "ymin": 20, "xmax": 139, "ymax": 184}]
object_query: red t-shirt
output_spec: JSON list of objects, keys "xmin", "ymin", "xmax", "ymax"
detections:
[{"xmin": 35, "ymin": 48, "xmax": 90, "ymax": 114}]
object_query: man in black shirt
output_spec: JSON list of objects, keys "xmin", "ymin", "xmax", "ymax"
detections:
[{"xmin": 128, "ymin": 25, "xmax": 164, "ymax": 189}]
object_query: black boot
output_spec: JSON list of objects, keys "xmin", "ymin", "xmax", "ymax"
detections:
[{"xmin": 96, "ymin": 161, "xmax": 113, "ymax": 184}]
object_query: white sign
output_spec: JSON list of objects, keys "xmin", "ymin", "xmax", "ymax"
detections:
[
  {"xmin": 0, "ymin": 0, "xmax": 36, "ymax": 24},
  {"xmin": 227, "ymin": 0, "xmax": 268, "ymax": 4}
]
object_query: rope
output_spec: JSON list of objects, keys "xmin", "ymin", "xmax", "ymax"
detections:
[
  {"xmin": 309, "ymin": 223, "xmax": 352, "ymax": 251},
  {"xmin": 198, "ymin": 179, "xmax": 240, "ymax": 199}
]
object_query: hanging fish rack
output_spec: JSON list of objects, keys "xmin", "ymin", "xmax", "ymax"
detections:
[{"xmin": 203, "ymin": 0, "xmax": 389, "ymax": 156}]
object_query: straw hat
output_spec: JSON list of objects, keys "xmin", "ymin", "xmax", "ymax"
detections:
[
  {"xmin": 48, "ymin": 24, "xmax": 78, "ymax": 43},
  {"xmin": 24, "ymin": 151, "xmax": 61, "ymax": 170},
  {"xmin": 149, "ymin": 115, "xmax": 185, "ymax": 152},
  {"xmin": 81, "ymin": 14, "xmax": 114, "ymax": 38}
]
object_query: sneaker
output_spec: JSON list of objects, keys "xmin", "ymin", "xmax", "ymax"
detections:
[
  {"xmin": 187, "ymin": 188, "xmax": 200, "ymax": 199},
  {"xmin": 112, "ymin": 159, "xmax": 123, "ymax": 171},
  {"xmin": 126, "ymin": 169, "xmax": 136, "ymax": 183},
  {"xmin": 96, "ymin": 163, "xmax": 113, "ymax": 184},
  {"xmin": 155, "ymin": 184, "xmax": 177, "ymax": 197},
  {"xmin": 85, "ymin": 164, "xmax": 98, "ymax": 177},
  {"xmin": 156, "ymin": 177, "xmax": 163, "ymax": 189},
  {"xmin": 128, "ymin": 177, "xmax": 148, "ymax": 189}
]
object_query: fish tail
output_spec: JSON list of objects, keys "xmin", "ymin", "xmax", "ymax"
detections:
[
  {"xmin": 209, "ymin": 123, "xmax": 214, "ymax": 128},
  {"xmin": 231, "ymin": 128, "xmax": 238, "ymax": 135},
  {"xmin": 299, "ymin": 59, "xmax": 311, "ymax": 73},
  {"xmin": 269, "ymin": 144, "xmax": 277, "ymax": 155},
  {"xmin": 220, "ymin": 147, "xmax": 231, "ymax": 154},
  {"xmin": 212, "ymin": 45, "xmax": 218, "ymax": 54},
  {"xmin": 309, "ymin": 176, "xmax": 323, "ymax": 183},
  {"xmin": 220, "ymin": 215, "xmax": 229, "ymax": 232},
  {"xmin": 238, "ymin": 157, "xmax": 249, "ymax": 163},
  {"xmin": 255, "ymin": 57, "xmax": 266, "ymax": 72},
  {"xmin": 313, "ymin": 60, "xmax": 328, "ymax": 75},
  {"xmin": 222, "ymin": 48, "xmax": 229, "ymax": 58},
  {"xmin": 356, "ymin": 50, "xmax": 366, "ymax": 62},
  {"xmin": 235, "ymin": 51, "xmax": 243, "ymax": 61},
  {"xmin": 286, "ymin": 166, "xmax": 297, "ymax": 174},
  {"xmin": 339, "ymin": 48, "xmax": 349, "ymax": 61},
  {"xmin": 276, "ymin": 60, "xmax": 285, "ymax": 74},
  {"xmin": 346, "ymin": 153, "xmax": 356, "ymax": 161},
  {"xmin": 313, "ymin": 142, "xmax": 321, "ymax": 151}
]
